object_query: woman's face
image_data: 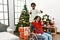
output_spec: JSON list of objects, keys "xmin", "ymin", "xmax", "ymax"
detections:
[{"xmin": 36, "ymin": 17, "xmax": 40, "ymax": 22}]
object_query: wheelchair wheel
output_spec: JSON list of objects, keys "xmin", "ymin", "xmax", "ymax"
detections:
[
  {"xmin": 34, "ymin": 36, "xmax": 38, "ymax": 40},
  {"xmin": 29, "ymin": 36, "xmax": 38, "ymax": 40}
]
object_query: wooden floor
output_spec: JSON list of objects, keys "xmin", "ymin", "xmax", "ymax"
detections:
[
  {"xmin": 52, "ymin": 34, "xmax": 60, "ymax": 40},
  {"xmin": 14, "ymin": 32, "xmax": 60, "ymax": 40}
]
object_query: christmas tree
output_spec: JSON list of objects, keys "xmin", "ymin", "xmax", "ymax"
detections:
[
  {"xmin": 16, "ymin": 5, "xmax": 30, "ymax": 31},
  {"xmin": 42, "ymin": 14, "xmax": 55, "ymax": 33},
  {"xmin": 42, "ymin": 14, "xmax": 52, "ymax": 25}
]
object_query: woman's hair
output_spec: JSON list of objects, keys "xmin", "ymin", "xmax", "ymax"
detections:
[
  {"xmin": 31, "ymin": 3, "xmax": 36, "ymax": 6},
  {"xmin": 34, "ymin": 16, "xmax": 41, "ymax": 22}
]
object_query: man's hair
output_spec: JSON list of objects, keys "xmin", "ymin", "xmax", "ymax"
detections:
[{"xmin": 31, "ymin": 3, "xmax": 36, "ymax": 6}]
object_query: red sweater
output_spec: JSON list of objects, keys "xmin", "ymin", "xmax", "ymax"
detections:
[{"xmin": 32, "ymin": 22, "xmax": 44, "ymax": 34}]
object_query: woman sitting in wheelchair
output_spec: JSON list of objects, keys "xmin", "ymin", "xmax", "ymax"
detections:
[{"xmin": 32, "ymin": 16, "xmax": 52, "ymax": 40}]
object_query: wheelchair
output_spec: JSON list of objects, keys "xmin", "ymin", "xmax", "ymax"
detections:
[{"xmin": 29, "ymin": 24, "xmax": 44, "ymax": 40}]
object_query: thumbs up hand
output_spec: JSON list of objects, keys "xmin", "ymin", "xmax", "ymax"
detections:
[
  {"xmin": 30, "ymin": 11, "xmax": 32, "ymax": 14},
  {"xmin": 40, "ymin": 10, "xmax": 43, "ymax": 13}
]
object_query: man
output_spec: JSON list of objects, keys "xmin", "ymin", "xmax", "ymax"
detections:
[{"xmin": 29, "ymin": 3, "xmax": 43, "ymax": 22}]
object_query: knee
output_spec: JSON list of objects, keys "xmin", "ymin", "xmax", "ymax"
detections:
[
  {"xmin": 43, "ymin": 35, "xmax": 48, "ymax": 39},
  {"xmin": 48, "ymin": 34, "xmax": 52, "ymax": 38}
]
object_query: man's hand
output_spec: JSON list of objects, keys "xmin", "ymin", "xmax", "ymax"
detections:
[
  {"xmin": 30, "ymin": 11, "xmax": 32, "ymax": 14},
  {"xmin": 40, "ymin": 10, "xmax": 43, "ymax": 13}
]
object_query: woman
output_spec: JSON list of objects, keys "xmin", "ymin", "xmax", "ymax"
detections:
[{"xmin": 32, "ymin": 16, "xmax": 52, "ymax": 40}]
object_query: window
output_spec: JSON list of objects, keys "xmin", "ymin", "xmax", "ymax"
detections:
[
  {"xmin": 0, "ymin": 0, "xmax": 9, "ymax": 26},
  {"xmin": 14, "ymin": 0, "xmax": 25, "ymax": 25}
]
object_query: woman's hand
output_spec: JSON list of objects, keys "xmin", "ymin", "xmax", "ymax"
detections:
[{"xmin": 32, "ymin": 20, "xmax": 35, "ymax": 22}]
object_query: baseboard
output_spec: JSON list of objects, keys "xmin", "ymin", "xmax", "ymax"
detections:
[
  {"xmin": 14, "ymin": 30, "xmax": 60, "ymax": 34},
  {"xmin": 57, "ymin": 32, "xmax": 60, "ymax": 34}
]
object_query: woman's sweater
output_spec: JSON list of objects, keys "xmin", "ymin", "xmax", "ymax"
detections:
[{"xmin": 32, "ymin": 22, "xmax": 44, "ymax": 34}]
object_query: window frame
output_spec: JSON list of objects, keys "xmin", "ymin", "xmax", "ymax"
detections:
[
  {"xmin": 14, "ymin": 0, "xmax": 25, "ymax": 25},
  {"xmin": 0, "ymin": 0, "xmax": 9, "ymax": 26}
]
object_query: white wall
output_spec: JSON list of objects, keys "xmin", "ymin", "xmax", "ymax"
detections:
[{"xmin": 30, "ymin": 0, "xmax": 60, "ymax": 32}]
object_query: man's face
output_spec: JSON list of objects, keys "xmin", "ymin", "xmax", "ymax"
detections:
[{"xmin": 31, "ymin": 5, "xmax": 36, "ymax": 9}]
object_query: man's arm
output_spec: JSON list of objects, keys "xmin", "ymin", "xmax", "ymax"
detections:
[{"xmin": 36, "ymin": 9, "xmax": 43, "ymax": 13}]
